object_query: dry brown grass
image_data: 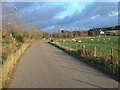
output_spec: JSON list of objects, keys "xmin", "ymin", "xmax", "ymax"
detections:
[
  {"xmin": 2, "ymin": 43, "xmax": 30, "ymax": 88},
  {"xmin": 1, "ymin": 3, "xmax": 42, "ymax": 88}
]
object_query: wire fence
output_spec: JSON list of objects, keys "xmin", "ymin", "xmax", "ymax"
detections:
[
  {"xmin": 58, "ymin": 40, "xmax": 119, "ymax": 65},
  {"xmin": 51, "ymin": 40, "xmax": 119, "ymax": 79}
]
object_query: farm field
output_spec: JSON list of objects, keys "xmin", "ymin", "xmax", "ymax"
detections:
[{"xmin": 58, "ymin": 36, "xmax": 119, "ymax": 65}]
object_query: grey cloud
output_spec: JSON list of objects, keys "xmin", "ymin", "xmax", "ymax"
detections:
[
  {"xmin": 3, "ymin": 2, "xmax": 118, "ymax": 32},
  {"xmin": 54, "ymin": 2, "xmax": 118, "ymax": 30},
  {"xmin": 24, "ymin": 5, "xmax": 65, "ymax": 20},
  {"xmin": 20, "ymin": 3, "xmax": 66, "ymax": 30}
]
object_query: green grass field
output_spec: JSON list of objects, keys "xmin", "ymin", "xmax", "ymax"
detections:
[{"xmin": 58, "ymin": 36, "xmax": 119, "ymax": 65}]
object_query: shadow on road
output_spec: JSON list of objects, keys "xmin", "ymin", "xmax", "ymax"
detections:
[
  {"xmin": 59, "ymin": 65, "xmax": 111, "ymax": 79},
  {"xmin": 72, "ymin": 78, "xmax": 102, "ymax": 88}
]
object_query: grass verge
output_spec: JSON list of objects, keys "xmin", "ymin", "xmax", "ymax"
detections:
[
  {"xmin": 49, "ymin": 41, "xmax": 119, "ymax": 82},
  {"xmin": 2, "ymin": 42, "xmax": 31, "ymax": 88}
]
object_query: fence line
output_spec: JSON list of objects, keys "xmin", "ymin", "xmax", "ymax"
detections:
[
  {"xmin": 60, "ymin": 42, "xmax": 116, "ymax": 64},
  {"xmin": 53, "ymin": 41, "xmax": 118, "ymax": 79}
]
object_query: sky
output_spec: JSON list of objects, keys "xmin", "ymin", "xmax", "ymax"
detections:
[{"xmin": 2, "ymin": 1, "xmax": 119, "ymax": 32}]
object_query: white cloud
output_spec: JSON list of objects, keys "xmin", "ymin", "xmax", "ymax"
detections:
[
  {"xmin": 91, "ymin": 16, "xmax": 95, "ymax": 19},
  {"xmin": 73, "ymin": 3, "xmax": 78, "ymax": 7},
  {"xmin": 91, "ymin": 15, "xmax": 100, "ymax": 19},
  {"xmin": 109, "ymin": 11, "xmax": 118, "ymax": 17}
]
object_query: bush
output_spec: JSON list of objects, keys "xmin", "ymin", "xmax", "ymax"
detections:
[
  {"xmin": 51, "ymin": 39, "xmax": 54, "ymax": 42},
  {"xmin": 15, "ymin": 35, "xmax": 24, "ymax": 43},
  {"xmin": 11, "ymin": 30, "xmax": 16, "ymax": 38},
  {"xmin": 2, "ymin": 52, "xmax": 8, "ymax": 64}
]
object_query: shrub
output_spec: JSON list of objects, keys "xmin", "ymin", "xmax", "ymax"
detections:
[
  {"xmin": 51, "ymin": 39, "xmax": 54, "ymax": 42},
  {"xmin": 2, "ymin": 52, "xmax": 8, "ymax": 64},
  {"xmin": 11, "ymin": 30, "xmax": 16, "ymax": 38},
  {"xmin": 15, "ymin": 35, "xmax": 24, "ymax": 43}
]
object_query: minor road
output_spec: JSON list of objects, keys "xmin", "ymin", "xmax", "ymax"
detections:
[{"xmin": 8, "ymin": 41, "xmax": 118, "ymax": 88}]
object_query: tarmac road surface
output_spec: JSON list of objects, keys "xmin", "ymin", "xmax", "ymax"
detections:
[{"xmin": 8, "ymin": 41, "xmax": 118, "ymax": 88}]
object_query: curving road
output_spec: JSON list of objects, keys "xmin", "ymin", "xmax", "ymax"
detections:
[{"xmin": 8, "ymin": 41, "xmax": 118, "ymax": 88}]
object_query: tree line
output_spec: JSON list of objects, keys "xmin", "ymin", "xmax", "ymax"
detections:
[{"xmin": 42, "ymin": 25, "xmax": 120, "ymax": 39}]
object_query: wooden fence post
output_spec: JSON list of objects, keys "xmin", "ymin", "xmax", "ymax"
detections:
[
  {"xmin": 67, "ymin": 41, "xmax": 69, "ymax": 50},
  {"xmin": 110, "ymin": 48, "xmax": 115, "ymax": 64},
  {"xmin": 65, "ymin": 41, "xmax": 67, "ymax": 48},
  {"xmin": 70, "ymin": 43, "xmax": 72, "ymax": 50},
  {"xmin": 69, "ymin": 42, "xmax": 70, "ymax": 50},
  {"xmin": 82, "ymin": 44, "xmax": 86, "ymax": 56},
  {"xmin": 66, "ymin": 41, "xmax": 68, "ymax": 49},
  {"xmin": 93, "ymin": 46, "xmax": 97, "ymax": 57},
  {"xmin": 76, "ymin": 42, "xmax": 77, "ymax": 51}
]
